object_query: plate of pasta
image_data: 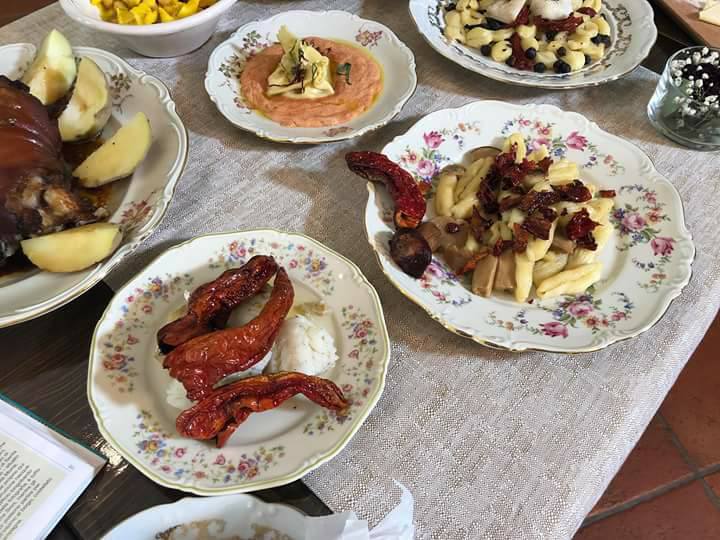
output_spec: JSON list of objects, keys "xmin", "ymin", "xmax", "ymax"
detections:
[
  {"xmin": 409, "ymin": 0, "xmax": 657, "ymax": 89},
  {"xmin": 359, "ymin": 101, "xmax": 694, "ymax": 352}
]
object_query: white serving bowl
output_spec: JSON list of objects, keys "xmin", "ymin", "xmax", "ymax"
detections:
[{"xmin": 59, "ymin": 0, "xmax": 237, "ymax": 57}]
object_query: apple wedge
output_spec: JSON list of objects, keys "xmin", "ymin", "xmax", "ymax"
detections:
[
  {"xmin": 21, "ymin": 223, "xmax": 123, "ymax": 273},
  {"xmin": 22, "ymin": 29, "xmax": 77, "ymax": 105},
  {"xmin": 58, "ymin": 57, "xmax": 112, "ymax": 142},
  {"xmin": 73, "ymin": 112, "xmax": 152, "ymax": 187}
]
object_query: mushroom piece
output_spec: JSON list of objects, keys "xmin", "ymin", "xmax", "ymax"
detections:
[
  {"xmin": 430, "ymin": 216, "xmax": 470, "ymax": 251},
  {"xmin": 417, "ymin": 221, "xmax": 443, "ymax": 252},
  {"xmin": 493, "ymin": 249, "xmax": 517, "ymax": 291},
  {"xmin": 472, "ymin": 255, "xmax": 499, "ymax": 297},
  {"xmin": 469, "ymin": 146, "xmax": 501, "ymax": 162},
  {"xmin": 440, "ymin": 164, "xmax": 467, "ymax": 176},
  {"xmin": 443, "ymin": 245, "xmax": 476, "ymax": 275},
  {"xmin": 389, "ymin": 228, "xmax": 432, "ymax": 278}
]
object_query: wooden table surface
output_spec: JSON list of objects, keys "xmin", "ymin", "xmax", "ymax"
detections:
[{"xmin": 0, "ymin": 2, "xmax": 708, "ymax": 539}]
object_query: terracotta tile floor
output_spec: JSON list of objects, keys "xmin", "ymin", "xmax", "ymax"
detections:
[{"xmin": 575, "ymin": 315, "xmax": 720, "ymax": 538}]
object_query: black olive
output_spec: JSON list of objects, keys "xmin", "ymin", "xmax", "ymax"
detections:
[
  {"xmin": 546, "ymin": 30, "xmax": 558, "ymax": 40},
  {"xmin": 482, "ymin": 18, "xmax": 505, "ymax": 31},
  {"xmin": 557, "ymin": 47, "xmax": 567, "ymax": 57},
  {"xmin": 446, "ymin": 2, "xmax": 457, "ymax": 10},
  {"xmin": 601, "ymin": 34, "xmax": 612, "ymax": 46},
  {"xmin": 534, "ymin": 63, "xmax": 546, "ymax": 73},
  {"xmin": 590, "ymin": 35, "xmax": 601, "ymax": 45},
  {"xmin": 525, "ymin": 47, "xmax": 537, "ymax": 60},
  {"xmin": 480, "ymin": 44, "xmax": 493, "ymax": 56},
  {"xmin": 446, "ymin": 222, "xmax": 461, "ymax": 234},
  {"xmin": 506, "ymin": 56, "xmax": 516, "ymax": 67},
  {"xmin": 464, "ymin": 23, "xmax": 484, "ymax": 30},
  {"xmin": 584, "ymin": 54, "xmax": 592, "ymax": 65},
  {"xmin": 554, "ymin": 60, "xmax": 571, "ymax": 74}
]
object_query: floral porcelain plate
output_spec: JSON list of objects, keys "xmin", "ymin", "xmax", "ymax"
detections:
[
  {"xmin": 205, "ymin": 10, "xmax": 417, "ymax": 143},
  {"xmin": 0, "ymin": 44, "xmax": 187, "ymax": 328},
  {"xmin": 409, "ymin": 0, "xmax": 657, "ymax": 89},
  {"xmin": 102, "ymin": 494, "xmax": 305, "ymax": 539},
  {"xmin": 365, "ymin": 101, "xmax": 694, "ymax": 352},
  {"xmin": 88, "ymin": 230, "xmax": 390, "ymax": 494}
]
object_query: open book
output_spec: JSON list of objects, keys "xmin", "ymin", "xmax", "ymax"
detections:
[{"xmin": 0, "ymin": 395, "xmax": 106, "ymax": 540}]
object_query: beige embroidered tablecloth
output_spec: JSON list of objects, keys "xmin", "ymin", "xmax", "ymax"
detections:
[{"xmin": 3, "ymin": 2, "xmax": 719, "ymax": 539}]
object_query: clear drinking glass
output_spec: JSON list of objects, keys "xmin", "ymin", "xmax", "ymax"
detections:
[{"xmin": 647, "ymin": 46, "xmax": 720, "ymax": 151}]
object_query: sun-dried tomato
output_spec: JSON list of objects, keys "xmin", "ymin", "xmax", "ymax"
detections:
[
  {"xmin": 552, "ymin": 179, "xmax": 593, "ymax": 202},
  {"xmin": 509, "ymin": 34, "xmax": 534, "ymax": 71},
  {"xmin": 599, "ymin": 189, "xmax": 616, "ymax": 198},
  {"xmin": 533, "ymin": 14, "xmax": 584, "ymax": 33},
  {"xmin": 478, "ymin": 178, "xmax": 500, "ymax": 214},
  {"xmin": 520, "ymin": 190, "xmax": 561, "ymax": 213},
  {"xmin": 492, "ymin": 238, "xmax": 513, "ymax": 257},
  {"xmin": 576, "ymin": 233, "xmax": 598, "ymax": 251},
  {"xmin": 535, "ymin": 157, "xmax": 554, "ymax": 173},
  {"xmin": 346, "ymin": 151, "xmax": 426, "ymax": 229},
  {"xmin": 513, "ymin": 223, "xmax": 530, "ymax": 253},
  {"xmin": 566, "ymin": 208, "xmax": 600, "ymax": 241},
  {"xmin": 576, "ymin": 7, "xmax": 597, "ymax": 16},
  {"xmin": 499, "ymin": 194, "xmax": 523, "ymax": 212},
  {"xmin": 521, "ymin": 214, "xmax": 554, "ymax": 240},
  {"xmin": 470, "ymin": 206, "xmax": 493, "ymax": 241},
  {"xmin": 538, "ymin": 206, "xmax": 558, "ymax": 222},
  {"xmin": 510, "ymin": 4, "xmax": 531, "ymax": 26}
]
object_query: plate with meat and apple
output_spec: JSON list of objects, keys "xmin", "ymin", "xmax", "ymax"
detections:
[
  {"xmin": 88, "ymin": 229, "xmax": 390, "ymax": 495},
  {"xmin": 0, "ymin": 30, "xmax": 187, "ymax": 327}
]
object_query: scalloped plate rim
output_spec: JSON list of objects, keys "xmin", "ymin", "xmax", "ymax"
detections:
[
  {"xmin": 87, "ymin": 228, "xmax": 391, "ymax": 495},
  {"xmin": 408, "ymin": 0, "xmax": 658, "ymax": 89},
  {"xmin": 0, "ymin": 44, "xmax": 188, "ymax": 328},
  {"xmin": 204, "ymin": 10, "xmax": 418, "ymax": 144},
  {"xmin": 364, "ymin": 100, "xmax": 694, "ymax": 353}
]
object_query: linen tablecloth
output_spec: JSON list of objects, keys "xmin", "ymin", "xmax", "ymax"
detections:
[{"xmin": 3, "ymin": 2, "xmax": 719, "ymax": 538}]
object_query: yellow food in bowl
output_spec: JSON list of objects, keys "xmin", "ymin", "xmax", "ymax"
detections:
[{"xmin": 90, "ymin": 0, "xmax": 218, "ymax": 25}]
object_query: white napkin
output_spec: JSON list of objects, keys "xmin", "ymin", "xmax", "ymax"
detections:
[{"xmin": 303, "ymin": 481, "xmax": 415, "ymax": 540}]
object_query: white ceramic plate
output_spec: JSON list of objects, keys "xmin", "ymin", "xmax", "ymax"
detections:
[
  {"xmin": 0, "ymin": 44, "xmax": 187, "ymax": 328},
  {"xmin": 102, "ymin": 494, "xmax": 305, "ymax": 539},
  {"xmin": 409, "ymin": 0, "xmax": 657, "ymax": 89},
  {"xmin": 205, "ymin": 10, "xmax": 417, "ymax": 143},
  {"xmin": 88, "ymin": 229, "xmax": 390, "ymax": 495},
  {"xmin": 364, "ymin": 101, "xmax": 694, "ymax": 352}
]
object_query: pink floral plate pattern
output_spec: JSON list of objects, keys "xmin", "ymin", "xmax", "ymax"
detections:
[
  {"xmin": 204, "ymin": 10, "xmax": 416, "ymax": 143},
  {"xmin": 365, "ymin": 101, "xmax": 694, "ymax": 352},
  {"xmin": 88, "ymin": 230, "xmax": 389, "ymax": 495},
  {"xmin": 0, "ymin": 44, "xmax": 188, "ymax": 328}
]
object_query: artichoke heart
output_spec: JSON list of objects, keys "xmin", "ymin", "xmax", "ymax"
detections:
[{"xmin": 266, "ymin": 26, "xmax": 335, "ymax": 99}]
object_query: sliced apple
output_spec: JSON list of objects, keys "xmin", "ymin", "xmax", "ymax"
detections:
[
  {"xmin": 22, "ymin": 29, "xmax": 77, "ymax": 105},
  {"xmin": 58, "ymin": 57, "xmax": 112, "ymax": 142},
  {"xmin": 73, "ymin": 112, "xmax": 152, "ymax": 187},
  {"xmin": 21, "ymin": 223, "xmax": 123, "ymax": 273}
]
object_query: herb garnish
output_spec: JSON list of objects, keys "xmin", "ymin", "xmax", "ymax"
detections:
[{"xmin": 336, "ymin": 63, "xmax": 352, "ymax": 85}]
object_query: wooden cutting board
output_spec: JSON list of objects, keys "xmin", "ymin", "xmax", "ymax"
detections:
[{"xmin": 657, "ymin": 0, "xmax": 720, "ymax": 47}]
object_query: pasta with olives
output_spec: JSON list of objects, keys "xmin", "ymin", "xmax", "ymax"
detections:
[{"xmin": 442, "ymin": 0, "xmax": 612, "ymax": 74}]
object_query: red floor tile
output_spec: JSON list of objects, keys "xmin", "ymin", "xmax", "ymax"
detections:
[
  {"xmin": 660, "ymin": 317, "xmax": 720, "ymax": 468},
  {"xmin": 707, "ymin": 473, "xmax": 720, "ymax": 497},
  {"xmin": 575, "ymin": 481, "xmax": 720, "ymax": 539},
  {"xmin": 588, "ymin": 417, "xmax": 693, "ymax": 516}
]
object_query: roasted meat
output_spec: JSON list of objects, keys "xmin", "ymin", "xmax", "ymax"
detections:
[
  {"xmin": 157, "ymin": 255, "xmax": 279, "ymax": 353},
  {"xmin": 0, "ymin": 76, "xmax": 100, "ymax": 264},
  {"xmin": 175, "ymin": 372, "xmax": 348, "ymax": 447},
  {"xmin": 163, "ymin": 268, "xmax": 295, "ymax": 400}
]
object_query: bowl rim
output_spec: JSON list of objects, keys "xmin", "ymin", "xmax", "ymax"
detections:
[{"xmin": 59, "ymin": 0, "xmax": 237, "ymax": 36}]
